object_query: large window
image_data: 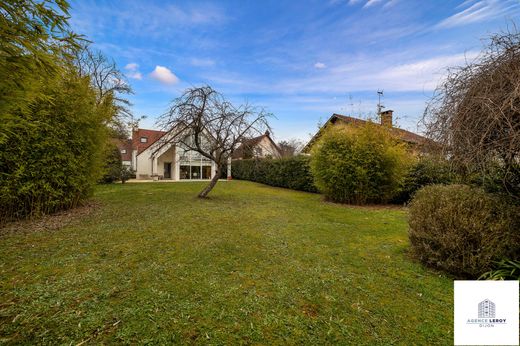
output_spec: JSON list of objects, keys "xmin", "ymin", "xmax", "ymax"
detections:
[{"xmin": 178, "ymin": 147, "xmax": 212, "ymax": 180}]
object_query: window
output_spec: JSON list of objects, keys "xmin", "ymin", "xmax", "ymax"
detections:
[
  {"xmin": 140, "ymin": 137, "xmax": 148, "ymax": 143},
  {"xmin": 178, "ymin": 147, "xmax": 212, "ymax": 180},
  {"xmin": 121, "ymin": 149, "xmax": 127, "ymax": 154}
]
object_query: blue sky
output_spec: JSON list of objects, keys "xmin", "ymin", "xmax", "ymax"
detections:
[{"xmin": 69, "ymin": 0, "xmax": 520, "ymax": 141}]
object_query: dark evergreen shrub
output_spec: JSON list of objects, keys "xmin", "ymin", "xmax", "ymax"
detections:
[
  {"xmin": 231, "ymin": 156, "xmax": 317, "ymax": 193},
  {"xmin": 393, "ymin": 156, "xmax": 456, "ymax": 204},
  {"xmin": 101, "ymin": 144, "xmax": 123, "ymax": 184},
  {"xmin": 120, "ymin": 166, "xmax": 134, "ymax": 184},
  {"xmin": 408, "ymin": 184, "xmax": 520, "ymax": 278}
]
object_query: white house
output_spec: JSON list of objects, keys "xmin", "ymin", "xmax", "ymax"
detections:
[
  {"xmin": 232, "ymin": 130, "xmax": 282, "ymax": 160},
  {"xmin": 115, "ymin": 128, "xmax": 223, "ymax": 181}
]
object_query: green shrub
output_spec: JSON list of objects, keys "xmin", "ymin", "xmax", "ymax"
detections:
[
  {"xmin": 232, "ymin": 156, "xmax": 317, "ymax": 193},
  {"xmin": 101, "ymin": 143, "xmax": 123, "ymax": 184},
  {"xmin": 393, "ymin": 156, "xmax": 456, "ymax": 204},
  {"xmin": 409, "ymin": 184, "xmax": 520, "ymax": 278},
  {"xmin": 479, "ymin": 259, "xmax": 520, "ymax": 280},
  {"xmin": 310, "ymin": 123, "xmax": 413, "ymax": 204},
  {"xmin": 0, "ymin": 69, "xmax": 110, "ymax": 221},
  {"xmin": 121, "ymin": 166, "xmax": 135, "ymax": 184}
]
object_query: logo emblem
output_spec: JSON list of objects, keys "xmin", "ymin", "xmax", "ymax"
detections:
[{"xmin": 478, "ymin": 299, "xmax": 495, "ymax": 318}]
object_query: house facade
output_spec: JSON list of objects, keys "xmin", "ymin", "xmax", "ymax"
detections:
[
  {"xmin": 232, "ymin": 130, "xmax": 282, "ymax": 160},
  {"xmin": 115, "ymin": 128, "xmax": 223, "ymax": 181},
  {"xmin": 302, "ymin": 110, "xmax": 427, "ymax": 153}
]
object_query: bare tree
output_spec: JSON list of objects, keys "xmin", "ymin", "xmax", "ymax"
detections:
[
  {"xmin": 278, "ymin": 139, "xmax": 304, "ymax": 157},
  {"xmin": 157, "ymin": 86, "xmax": 271, "ymax": 198},
  {"xmin": 423, "ymin": 28, "xmax": 520, "ymax": 199},
  {"xmin": 74, "ymin": 46, "xmax": 133, "ymax": 138}
]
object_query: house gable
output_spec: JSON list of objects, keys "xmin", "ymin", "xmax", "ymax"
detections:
[{"xmin": 232, "ymin": 131, "xmax": 282, "ymax": 159}]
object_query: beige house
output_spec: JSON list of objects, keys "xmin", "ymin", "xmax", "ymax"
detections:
[{"xmin": 232, "ymin": 130, "xmax": 282, "ymax": 160}]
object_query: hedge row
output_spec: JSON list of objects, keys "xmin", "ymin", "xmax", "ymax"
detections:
[{"xmin": 231, "ymin": 156, "xmax": 318, "ymax": 193}]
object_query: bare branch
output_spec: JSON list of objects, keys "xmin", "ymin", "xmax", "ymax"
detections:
[
  {"xmin": 156, "ymin": 85, "xmax": 272, "ymax": 198},
  {"xmin": 423, "ymin": 28, "xmax": 520, "ymax": 199}
]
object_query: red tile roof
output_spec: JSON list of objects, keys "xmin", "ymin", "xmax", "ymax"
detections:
[
  {"xmin": 112, "ymin": 138, "xmax": 133, "ymax": 161},
  {"xmin": 132, "ymin": 128, "xmax": 167, "ymax": 154}
]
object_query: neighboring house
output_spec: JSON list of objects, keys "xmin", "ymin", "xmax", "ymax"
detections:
[
  {"xmin": 232, "ymin": 130, "xmax": 282, "ymax": 160},
  {"xmin": 302, "ymin": 110, "xmax": 427, "ymax": 153},
  {"xmin": 114, "ymin": 128, "xmax": 222, "ymax": 181},
  {"xmin": 113, "ymin": 138, "xmax": 133, "ymax": 167}
]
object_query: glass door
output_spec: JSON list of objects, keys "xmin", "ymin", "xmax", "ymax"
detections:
[{"xmin": 164, "ymin": 162, "xmax": 172, "ymax": 179}]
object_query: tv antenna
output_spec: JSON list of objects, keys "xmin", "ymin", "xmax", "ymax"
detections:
[
  {"xmin": 377, "ymin": 90, "xmax": 385, "ymax": 115},
  {"xmin": 348, "ymin": 94, "xmax": 354, "ymax": 116}
]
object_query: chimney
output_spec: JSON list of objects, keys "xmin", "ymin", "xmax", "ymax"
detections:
[
  {"xmin": 380, "ymin": 110, "xmax": 393, "ymax": 127},
  {"xmin": 264, "ymin": 130, "xmax": 270, "ymax": 137},
  {"xmin": 131, "ymin": 127, "xmax": 139, "ymax": 146}
]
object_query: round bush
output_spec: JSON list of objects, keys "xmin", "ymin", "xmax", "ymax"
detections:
[
  {"xmin": 310, "ymin": 123, "xmax": 412, "ymax": 204},
  {"xmin": 408, "ymin": 184, "xmax": 520, "ymax": 278}
]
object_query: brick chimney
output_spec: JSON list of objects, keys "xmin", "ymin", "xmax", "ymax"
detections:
[{"xmin": 380, "ymin": 110, "xmax": 393, "ymax": 127}]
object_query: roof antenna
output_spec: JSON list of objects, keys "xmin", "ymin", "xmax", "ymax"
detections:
[
  {"xmin": 348, "ymin": 94, "xmax": 354, "ymax": 116},
  {"xmin": 377, "ymin": 90, "xmax": 385, "ymax": 116}
]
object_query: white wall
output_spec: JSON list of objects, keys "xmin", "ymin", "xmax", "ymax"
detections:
[
  {"xmin": 257, "ymin": 137, "xmax": 281, "ymax": 158},
  {"xmin": 156, "ymin": 146, "xmax": 175, "ymax": 178}
]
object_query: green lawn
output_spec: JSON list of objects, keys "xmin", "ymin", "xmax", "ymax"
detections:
[{"xmin": 0, "ymin": 181, "xmax": 453, "ymax": 345}]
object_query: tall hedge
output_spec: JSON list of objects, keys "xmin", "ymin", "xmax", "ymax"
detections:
[
  {"xmin": 310, "ymin": 123, "xmax": 413, "ymax": 204},
  {"xmin": 232, "ymin": 156, "xmax": 317, "ymax": 193},
  {"xmin": 0, "ymin": 69, "xmax": 111, "ymax": 221}
]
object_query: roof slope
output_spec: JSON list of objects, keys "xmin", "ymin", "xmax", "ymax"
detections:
[
  {"xmin": 303, "ymin": 113, "xmax": 427, "ymax": 152},
  {"xmin": 233, "ymin": 131, "xmax": 281, "ymax": 159},
  {"xmin": 112, "ymin": 138, "xmax": 133, "ymax": 161},
  {"xmin": 132, "ymin": 129, "xmax": 167, "ymax": 154}
]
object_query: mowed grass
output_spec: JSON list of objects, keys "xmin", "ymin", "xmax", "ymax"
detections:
[{"xmin": 0, "ymin": 181, "xmax": 453, "ymax": 345}]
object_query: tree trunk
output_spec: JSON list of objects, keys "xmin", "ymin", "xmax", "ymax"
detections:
[{"xmin": 198, "ymin": 168, "xmax": 220, "ymax": 198}]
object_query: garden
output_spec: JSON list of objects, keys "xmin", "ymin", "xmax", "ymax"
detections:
[
  {"xmin": 1, "ymin": 1, "xmax": 519, "ymax": 344},
  {"xmin": 0, "ymin": 181, "xmax": 453, "ymax": 344}
]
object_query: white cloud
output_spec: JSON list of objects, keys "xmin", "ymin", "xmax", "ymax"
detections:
[
  {"xmin": 372, "ymin": 51, "xmax": 479, "ymax": 91},
  {"xmin": 124, "ymin": 63, "xmax": 142, "ymax": 80},
  {"xmin": 363, "ymin": 0, "xmax": 383, "ymax": 8},
  {"xmin": 150, "ymin": 66, "xmax": 179, "ymax": 84},
  {"xmin": 314, "ymin": 62, "xmax": 327, "ymax": 69},
  {"xmin": 190, "ymin": 58, "xmax": 216, "ymax": 67},
  {"xmin": 436, "ymin": 0, "xmax": 519, "ymax": 29},
  {"xmin": 125, "ymin": 63, "xmax": 139, "ymax": 71},
  {"xmin": 348, "ymin": 0, "xmax": 363, "ymax": 4},
  {"xmin": 206, "ymin": 50, "xmax": 480, "ymax": 95},
  {"xmin": 383, "ymin": 0, "xmax": 399, "ymax": 9},
  {"xmin": 127, "ymin": 72, "xmax": 142, "ymax": 80}
]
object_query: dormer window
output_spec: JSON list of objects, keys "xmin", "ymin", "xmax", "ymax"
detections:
[
  {"xmin": 121, "ymin": 149, "xmax": 127, "ymax": 154},
  {"xmin": 140, "ymin": 137, "xmax": 148, "ymax": 143}
]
